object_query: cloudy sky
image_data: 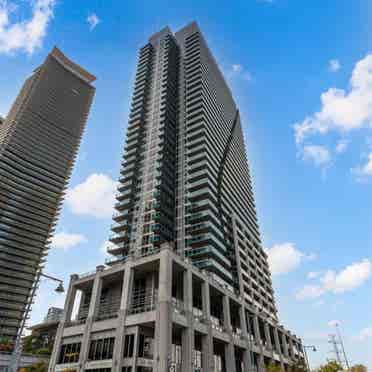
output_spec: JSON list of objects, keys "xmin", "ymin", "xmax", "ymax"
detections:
[{"xmin": 0, "ymin": 0, "xmax": 371, "ymax": 368}]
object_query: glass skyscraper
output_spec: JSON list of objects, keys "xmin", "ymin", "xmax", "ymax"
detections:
[{"xmin": 0, "ymin": 48, "xmax": 95, "ymax": 342}]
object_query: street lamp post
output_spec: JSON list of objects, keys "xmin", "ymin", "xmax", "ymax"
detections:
[
  {"xmin": 303, "ymin": 345, "xmax": 317, "ymax": 372},
  {"xmin": 9, "ymin": 271, "xmax": 64, "ymax": 372}
]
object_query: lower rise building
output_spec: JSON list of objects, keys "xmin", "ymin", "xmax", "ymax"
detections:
[{"xmin": 49, "ymin": 245, "xmax": 305, "ymax": 372}]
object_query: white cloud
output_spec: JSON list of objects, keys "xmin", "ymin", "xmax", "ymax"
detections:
[
  {"xmin": 308, "ymin": 271, "xmax": 321, "ymax": 279},
  {"xmin": 329, "ymin": 59, "xmax": 341, "ymax": 72},
  {"xmin": 301, "ymin": 145, "xmax": 331, "ymax": 167},
  {"xmin": 351, "ymin": 153, "xmax": 372, "ymax": 178},
  {"xmin": 51, "ymin": 232, "xmax": 87, "ymax": 250},
  {"xmin": 87, "ymin": 13, "xmax": 100, "ymax": 31},
  {"xmin": 66, "ymin": 173, "xmax": 116, "ymax": 219},
  {"xmin": 294, "ymin": 54, "xmax": 372, "ymax": 144},
  {"xmin": 328, "ymin": 319, "xmax": 340, "ymax": 327},
  {"xmin": 296, "ymin": 285, "xmax": 325, "ymax": 300},
  {"xmin": 232, "ymin": 64, "xmax": 243, "ymax": 73},
  {"xmin": 355, "ymin": 327, "xmax": 372, "ymax": 341},
  {"xmin": 229, "ymin": 63, "xmax": 252, "ymax": 81},
  {"xmin": 266, "ymin": 242, "xmax": 316, "ymax": 275},
  {"xmin": 0, "ymin": 0, "xmax": 56, "ymax": 54},
  {"xmin": 297, "ymin": 259, "xmax": 372, "ymax": 300},
  {"xmin": 335, "ymin": 139, "xmax": 349, "ymax": 153}
]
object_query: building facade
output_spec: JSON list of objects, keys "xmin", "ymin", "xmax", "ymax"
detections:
[
  {"xmin": 0, "ymin": 48, "xmax": 96, "ymax": 342},
  {"xmin": 49, "ymin": 23, "xmax": 305, "ymax": 372},
  {"xmin": 44, "ymin": 308, "xmax": 64, "ymax": 324}
]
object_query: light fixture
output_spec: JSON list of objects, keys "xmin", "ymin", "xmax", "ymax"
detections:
[{"xmin": 55, "ymin": 282, "xmax": 65, "ymax": 293}]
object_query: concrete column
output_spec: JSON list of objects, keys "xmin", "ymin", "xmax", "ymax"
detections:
[
  {"xmin": 273, "ymin": 327, "xmax": 285, "ymax": 370},
  {"xmin": 239, "ymin": 306, "xmax": 253, "ymax": 372},
  {"xmin": 131, "ymin": 326, "xmax": 140, "ymax": 371},
  {"xmin": 112, "ymin": 263, "xmax": 133, "ymax": 371},
  {"xmin": 79, "ymin": 266, "xmax": 104, "ymax": 371},
  {"xmin": 288, "ymin": 337, "xmax": 295, "ymax": 359},
  {"xmin": 273, "ymin": 327, "xmax": 281, "ymax": 354},
  {"xmin": 201, "ymin": 280, "xmax": 214, "ymax": 372},
  {"xmin": 282, "ymin": 333, "xmax": 289, "ymax": 358},
  {"xmin": 182, "ymin": 269, "xmax": 194, "ymax": 372},
  {"xmin": 253, "ymin": 316, "xmax": 264, "ymax": 372},
  {"xmin": 264, "ymin": 323, "xmax": 272, "ymax": 350},
  {"xmin": 64, "ymin": 278, "xmax": 78, "ymax": 323},
  {"xmin": 48, "ymin": 274, "xmax": 78, "ymax": 372},
  {"xmin": 223, "ymin": 295, "xmax": 236, "ymax": 372},
  {"xmin": 154, "ymin": 249, "xmax": 172, "ymax": 372}
]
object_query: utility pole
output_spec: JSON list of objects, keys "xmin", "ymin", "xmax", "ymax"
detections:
[
  {"xmin": 9, "ymin": 272, "xmax": 64, "ymax": 372},
  {"xmin": 335, "ymin": 323, "xmax": 350, "ymax": 370},
  {"xmin": 328, "ymin": 334, "xmax": 343, "ymax": 366}
]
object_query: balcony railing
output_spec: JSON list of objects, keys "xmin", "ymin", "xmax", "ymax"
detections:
[
  {"xmin": 128, "ymin": 289, "xmax": 158, "ymax": 315},
  {"xmin": 172, "ymin": 298, "xmax": 185, "ymax": 314},
  {"xmin": 65, "ymin": 319, "xmax": 86, "ymax": 328},
  {"xmin": 94, "ymin": 311, "xmax": 119, "ymax": 322}
]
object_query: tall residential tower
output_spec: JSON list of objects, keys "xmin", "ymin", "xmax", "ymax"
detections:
[
  {"xmin": 0, "ymin": 48, "xmax": 95, "ymax": 342},
  {"xmin": 50, "ymin": 23, "xmax": 304, "ymax": 372}
]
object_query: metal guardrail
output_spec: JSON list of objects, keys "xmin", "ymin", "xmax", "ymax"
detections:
[
  {"xmin": 64, "ymin": 319, "xmax": 86, "ymax": 328},
  {"xmin": 94, "ymin": 312, "xmax": 119, "ymax": 321}
]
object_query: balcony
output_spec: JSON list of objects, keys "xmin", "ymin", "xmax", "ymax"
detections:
[
  {"xmin": 128, "ymin": 289, "xmax": 158, "ymax": 315},
  {"xmin": 109, "ymin": 231, "xmax": 131, "ymax": 244},
  {"xmin": 94, "ymin": 311, "xmax": 119, "ymax": 322},
  {"xmin": 65, "ymin": 319, "xmax": 86, "ymax": 328},
  {"xmin": 171, "ymin": 297, "xmax": 185, "ymax": 315},
  {"xmin": 111, "ymin": 220, "xmax": 129, "ymax": 233}
]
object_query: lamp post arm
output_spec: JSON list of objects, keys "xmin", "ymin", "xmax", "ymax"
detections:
[
  {"xmin": 9, "ymin": 271, "xmax": 63, "ymax": 372},
  {"xmin": 40, "ymin": 272, "xmax": 63, "ymax": 283}
]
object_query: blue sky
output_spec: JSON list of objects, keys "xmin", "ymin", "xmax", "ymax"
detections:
[{"xmin": 0, "ymin": 0, "xmax": 371, "ymax": 368}]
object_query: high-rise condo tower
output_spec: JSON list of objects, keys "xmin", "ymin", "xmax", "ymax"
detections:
[
  {"xmin": 0, "ymin": 48, "xmax": 95, "ymax": 342},
  {"xmin": 50, "ymin": 23, "xmax": 305, "ymax": 372}
]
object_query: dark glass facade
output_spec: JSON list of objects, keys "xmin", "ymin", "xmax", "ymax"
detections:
[{"xmin": 0, "ymin": 48, "xmax": 95, "ymax": 340}]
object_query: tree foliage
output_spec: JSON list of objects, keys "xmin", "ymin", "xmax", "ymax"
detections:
[
  {"xmin": 318, "ymin": 361, "xmax": 343, "ymax": 372},
  {"xmin": 351, "ymin": 365, "xmax": 367, "ymax": 372},
  {"xmin": 266, "ymin": 362, "xmax": 283, "ymax": 372},
  {"xmin": 291, "ymin": 358, "xmax": 308, "ymax": 372},
  {"xmin": 22, "ymin": 361, "xmax": 48, "ymax": 372}
]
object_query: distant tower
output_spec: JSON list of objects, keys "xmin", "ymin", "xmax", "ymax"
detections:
[{"xmin": 0, "ymin": 48, "xmax": 96, "ymax": 341}]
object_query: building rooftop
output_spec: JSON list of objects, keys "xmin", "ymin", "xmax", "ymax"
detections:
[{"xmin": 34, "ymin": 47, "xmax": 96, "ymax": 84}]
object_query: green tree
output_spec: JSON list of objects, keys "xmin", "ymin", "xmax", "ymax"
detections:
[
  {"xmin": 0, "ymin": 336, "xmax": 14, "ymax": 352},
  {"xmin": 22, "ymin": 335, "xmax": 35, "ymax": 353},
  {"xmin": 266, "ymin": 362, "xmax": 283, "ymax": 372},
  {"xmin": 318, "ymin": 361, "xmax": 343, "ymax": 372},
  {"xmin": 24, "ymin": 360, "xmax": 48, "ymax": 372},
  {"xmin": 291, "ymin": 359, "xmax": 308, "ymax": 372},
  {"xmin": 351, "ymin": 365, "xmax": 367, "ymax": 372}
]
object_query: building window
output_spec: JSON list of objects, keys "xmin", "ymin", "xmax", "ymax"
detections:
[
  {"xmin": 122, "ymin": 367, "xmax": 132, "ymax": 372},
  {"xmin": 58, "ymin": 342, "xmax": 81, "ymax": 364},
  {"xmin": 138, "ymin": 334, "xmax": 154, "ymax": 359},
  {"xmin": 123, "ymin": 334, "xmax": 135, "ymax": 357},
  {"xmin": 88, "ymin": 337, "xmax": 115, "ymax": 361}
]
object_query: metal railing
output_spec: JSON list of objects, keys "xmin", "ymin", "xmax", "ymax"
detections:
[
  {"xmin": 64, "ymin": 319, "xmax": 86, "ymax": 328},
  {"xmin": 172, "ymin": 298, "xmax": 185, "ymax": 314},
  {"xmin": 94, "ymin": 311, "xmax": 119, "ymax": 322}
]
